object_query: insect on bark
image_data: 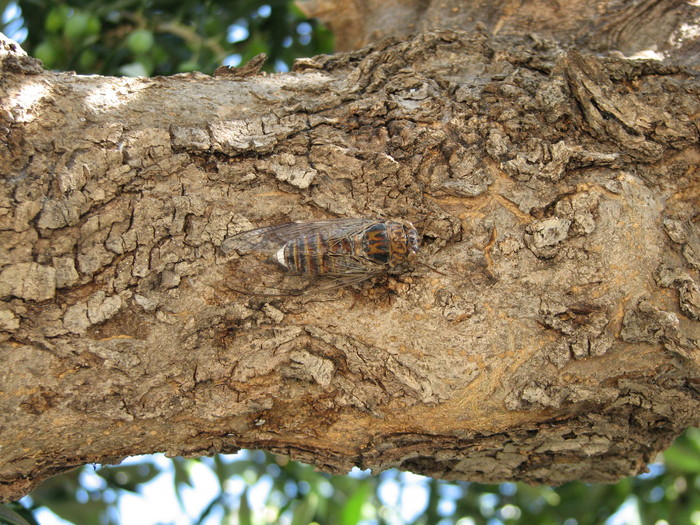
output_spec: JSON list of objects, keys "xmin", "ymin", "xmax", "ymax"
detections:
[{"xmin": 220, "ymin": 218, "xmax": 421, "ymax": 296}]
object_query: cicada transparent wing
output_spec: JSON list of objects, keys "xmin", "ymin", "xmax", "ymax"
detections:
[
  {"xmin": 225, "ymin": 262, "xmax": 328, "ymax": 297},
  {"xmin": 220, "ymin": 218, "xmax": 376, "ymax": 256}
]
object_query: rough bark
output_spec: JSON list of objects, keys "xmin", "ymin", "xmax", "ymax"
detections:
[
  {"xmin": 297, "ymin": 0, "xmax": 700, "ymax": 64},
  {"xmin": 0, "ymin": 27, "xmax": 699, "ymax": 502}
]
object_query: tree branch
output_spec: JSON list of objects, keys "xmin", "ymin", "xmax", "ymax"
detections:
[{"xmin": 0, "ymin": 30, "xmax": 699, "ymax": 501}]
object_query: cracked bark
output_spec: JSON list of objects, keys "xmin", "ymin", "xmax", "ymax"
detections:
[
  {"xmin": 0, "ymin": 20, "xmax": 699, "ymax": 502},
  {"xmin": 297, "ymin": 0, "xmax": 700, "ymax": 64}
]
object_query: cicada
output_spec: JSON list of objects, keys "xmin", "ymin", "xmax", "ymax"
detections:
[{"xmin": 220, "ymin": 218, "xmax": 420, "ymax": 296}]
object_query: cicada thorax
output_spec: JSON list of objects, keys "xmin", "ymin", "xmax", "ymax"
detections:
[
  {"xmin": 360, "ymin": 220, "xmax": 420, "ymax": 268},
  {"xmin": 361, "ymin": 223, "xmax": 392, "ymax": 266},
  {"xmin": 368, "ymin": 221, "xmax": 419, "ymax": 268}
]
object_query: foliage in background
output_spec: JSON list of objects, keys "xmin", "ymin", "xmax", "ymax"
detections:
[
  {"xmin": 1, "ymin": 0, "xmax": 333, "ymax": 75},
  {"xmin": 1, "ymin": 2, "xmax": 699, "ymax": 524},
  {"xmin": 5, "ymin": 428, "xmax": 700, "ymax": 525}
]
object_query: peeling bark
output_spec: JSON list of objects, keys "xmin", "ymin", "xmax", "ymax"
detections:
[{"xmin": 0, "ymin": 28, "xmax": 699, "ymax": 502}]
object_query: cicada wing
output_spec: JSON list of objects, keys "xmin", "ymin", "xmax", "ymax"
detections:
[
  {"xmin": 224, "ymin": 255, "xmax": 313, "ymax": 296},
  {"xmin": 221, "ymin": 218, "xmax": 379, "ymax": 256},
  {"xmin": 220, "ymin": 227, "xmax": 278, "ymax": 254},
  {"xmin": 225, "ymin": 252, "xmax": 381, "ymax": 296},
  {"xmin": 227, "ymin": 272, "xmax": 378, "ymax": 297},
  {"xmin": 321, "ymin": 252, "xmax": 384, "ymax": 274},
  {"xmin": 226, "ymin": 274, "xmax": 316, "ymax": 296},
  {"xmin": 302, "ymin": 272, "xmax": 378, "ymax": 294}
]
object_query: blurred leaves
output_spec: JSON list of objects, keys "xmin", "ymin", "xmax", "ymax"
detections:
[
  {"xmin": 238, "ymin": 487, "xmax": 253, "ymax": 525},
  {"xmin": 20, "ymin": 461, "xmax": 162, "ymax": 525},
  {"xmin": 15, "ymin": 428, "xmax": 700, "ymax": 525},
  {"xmin": 340, "ymin": 479, "xmax": 369, "ymax": 525},
  {"xmin": 25, "ymin": 467, "xmax": 113, "ymax": 525},
  {"xmin": 0, "ymin": 503, "xmax": 38, "ymax": 525},
  {"xmin": 4, "ymin": 0, "xmax": 333, "ymax": 76},
  {"xmin": 664, "ymin": 427, "xmax": 700, "ymax": 474},
  {"xmin": 96, "ymin": 462, "xmax": 161, "ymax": 493}
]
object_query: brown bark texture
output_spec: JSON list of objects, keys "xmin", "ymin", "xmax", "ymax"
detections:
[
  {"xmin": 298, "ymin": 0, "xmax": 700, "ymax": 64},
  {"xmin": 0, "ymin": 24, "xmax": 699, "ymax": 502}
]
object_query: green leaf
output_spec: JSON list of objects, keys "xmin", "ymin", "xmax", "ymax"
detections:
[
  {"xmin": 341, "ymin": 481, "xmax": 370, "ymax": 525},
  {"xmin": 213, "ymin": 454, "xmax": 237, "ymax": 489},
  {"xmin": 85, "ymin": 15, "xmax": 101, "ymax": 37},
  {"xmin": 664, "ymin": 442, "xmax": 700, "ymax": 473},
  {"xmin": 97, "ymin": 462, "xmax": 161, "ymax": 493},
  {"xmin": 44, "ymin": 6, "xmax": 70, "ymax": 33},
  {"xmin": 0, "ymin": 504, "xmax": 34, "ymax": 525},
  {"xmin": 63, "ymin": 12, "xmax": 91, "ymax": 43},
  {"xmin": 681, "ymin": 427, "xmax": 700, "ymax": 454},
  {"xmin": 172, "ymin": 456, "xmax": 194, "ymax": 510},
  {"xmin": 176, "ymin": 60, "xmax": 199, "ymax": 73},
  {"xmin": 126, "ymin": 29, "xmax": 155, "ymax": 55},
  {"xmin": 291, "ymin": 493, "xmax": 318, "ymax": 525},
  {"xmin": 239, "ymin": 487, "xmax": 253, "ymax": 525},
  {"xmin": 194, "ymin": 494, "xmax": 224, "ymax": 525},
  {"xmin": 78, "ymin": 48, "xmax": 97, "ymax": 70},
  {"xmin": 33, "ymin": 40, "xmax": 57, "ymax": 67}
]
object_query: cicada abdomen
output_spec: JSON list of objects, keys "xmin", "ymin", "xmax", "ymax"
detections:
[{"xmin": 221, "ymin": 218, "xmax": 420, "ymax": 296}]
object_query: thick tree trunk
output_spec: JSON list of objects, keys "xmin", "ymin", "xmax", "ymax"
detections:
[{"xmin": 0, "ymin": 25, "xmax": 699, "ymax": 501}]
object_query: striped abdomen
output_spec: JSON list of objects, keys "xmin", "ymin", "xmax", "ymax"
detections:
[{"xmin": 276, "ymin": 231, "xmax": 358, "ymax": 275}]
